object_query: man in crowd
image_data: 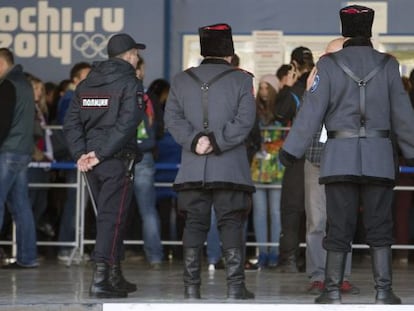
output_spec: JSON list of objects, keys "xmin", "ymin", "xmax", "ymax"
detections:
[
  {"xmin": 55, "ymin": 61, "xmax": 91, "ymax": 263},
  {"xmin": 0, "ymin": 48, "xmax": 38, "ymax": 269}
]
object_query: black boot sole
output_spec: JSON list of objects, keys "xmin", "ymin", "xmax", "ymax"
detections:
[
  {"xmin": 89, "ymin": 290, "xmax": 128, "ymax": 298},
  {"xmin": 315, "ymin": 298, "xmax": 341, "ymax": 304},
  {"xmin": 89, "ymin": 285, "xmax": 128, "ymax": 298},
  {"xmin": 114, "ymin": 283, "xmax": 137, "ymax": 293},
  {"xmin": 184, "ymin": 286, "xmax": 201, "ymax": 299},
  {"xmin": 227, "ymin": 288, "xmax": 255, "ymax": 300},
  {"xmin": 315, "ymin": 291, "xmax": 341, "ymax": 304}
]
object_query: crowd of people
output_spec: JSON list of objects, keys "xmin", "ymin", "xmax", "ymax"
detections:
[{"xmin": 0, "ymin": 3, "xmax": 414, "ymax": 304}]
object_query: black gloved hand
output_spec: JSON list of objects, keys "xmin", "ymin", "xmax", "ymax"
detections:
[{"xmin": 279, "ymin": 148, "xmax": 298, "ymax": 167}]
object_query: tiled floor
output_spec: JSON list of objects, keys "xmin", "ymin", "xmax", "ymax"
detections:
[{"xmin": 0, "ymin": 253, "xmax": 413, "ymax": 310}]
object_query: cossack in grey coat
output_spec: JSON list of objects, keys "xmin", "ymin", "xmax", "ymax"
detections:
[
  {"xmin": 164, "ymin": 59, "xmax": 256, "ymax": 192},
  {"xmin": 282, "ymin": 46, "xmax": 414, "ymax": 185}
]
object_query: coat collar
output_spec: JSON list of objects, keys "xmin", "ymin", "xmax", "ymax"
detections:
[{"xmin": 201, "ymin": 58, "xmax": 231, "ymax": 66}]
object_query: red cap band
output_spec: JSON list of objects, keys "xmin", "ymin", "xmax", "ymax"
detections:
[{"xmin": 204, "ymin": 24, "xmax": 230, "ymax": 31}]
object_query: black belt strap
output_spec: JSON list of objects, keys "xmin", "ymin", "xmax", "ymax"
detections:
[
  {"xmin": 328, "ymin": 54, "xmax": 391, "ymax": 138},
  {"xmin": 327, "ymin": 129, "xmax": 390, "ymax": 139},
  {"xmin": 185, "ymin": 68, "xmax": 235, "ymax": 133}
]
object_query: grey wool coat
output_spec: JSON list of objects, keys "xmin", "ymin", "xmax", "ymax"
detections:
[
  {"xmin": 282, "ymin": 45, "xmax": 414, "ymax": 185},
  {"xmin": 164, "ymin": 58, "xmax": 256, "ymax": 192}
]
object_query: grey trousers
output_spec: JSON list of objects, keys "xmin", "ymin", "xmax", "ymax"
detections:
[{"xmin": 304, "ymin": 159, "xmax": 352, "ymax": 282}]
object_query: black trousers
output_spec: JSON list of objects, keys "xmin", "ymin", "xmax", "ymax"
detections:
[
  {"xmin": 86, "ymin": 158, "xmax": 133, "ymax": 264},
  {"xmin": 177, "ymin": 189, "xmax": 250, "ymax": 250},
  {"xmin": 279, "ymin": 157, "xmax": 305, "ymax": 259},
  {"xmin": 324, "ymin": 182, "xmax": 394, "ymax": 252}
]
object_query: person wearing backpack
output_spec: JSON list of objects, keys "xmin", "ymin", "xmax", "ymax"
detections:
[{"xmin": 279, "ymin": 5, "xmax": 414, "ymax": 304}]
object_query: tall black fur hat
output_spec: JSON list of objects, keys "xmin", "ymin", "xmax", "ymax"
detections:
[
  {"xmin": 199, "ymin": 23, "xmax": 234, "ymax": 57},
  {"xmin": 340, "ymin": 5, "xmax": 374, "ymax": 38}
]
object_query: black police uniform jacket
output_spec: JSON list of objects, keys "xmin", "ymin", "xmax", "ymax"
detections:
[
  {"xmin": 63, "ymin": 58, "xmax": 143, "ymax": 162},
  {"xmin": 282, "ymin": 45, "xmax": 414, "ymax": 186}
]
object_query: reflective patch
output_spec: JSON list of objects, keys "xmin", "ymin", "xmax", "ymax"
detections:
[
  {"xmin": 310, "ymin": 74, "xmax": 320, "ymax": 93},
  {"xmin": 137, "ymin": 91, "xmax": 144, "ymax": 110},
  {"xmin": 81, "ymin": 97, "xmax": 110, "ymax": 108}
]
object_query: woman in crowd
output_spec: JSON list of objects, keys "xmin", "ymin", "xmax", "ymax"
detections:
[{"xmin": 250, "ymin": 74, "xmax": 285, "ymax": 268}]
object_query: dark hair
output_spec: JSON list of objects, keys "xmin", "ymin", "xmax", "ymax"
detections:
[
  {"xmin": 57, "ymin": 79, "xmax": 71, "ymax": 95},
  {"xmin": 276, "ymin": 64, "xmax": 292, "ymax": 80},
  {"xmin": 291, "ymin": 46, "xmax": 314, "ymax": 72},
  {"xmin": 0, "ymin": 48, "xmax": 14, "ymax": 65},
  {"xmin": 45, "ymin": 82, "xmax": 57, "ymax": 94},
  {"xmin": 70, "ymin": 62, "xmax": 91, "ymax": 82},
  {"xmin": 50, "ymin": 79, "xmax": 70, "ymax": 113},
  {"xmin": 402, "ymin": 76, "xmax": 412, "ymax": 93},
  {"xmin": 147, "ymin": 78, "xmax": 170, "ymax": 100},
  {"xmin": 25, "ymin": 73, "xmax": 42, "ymax": 85},
  {"xmin": 231, "ymin": 53, "xmax": 240, "ymax": 67}
]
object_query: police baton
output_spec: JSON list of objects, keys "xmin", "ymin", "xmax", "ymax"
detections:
[{"xmin": 82, "ymin": 172, "xmax": 98, "ymax": 216}]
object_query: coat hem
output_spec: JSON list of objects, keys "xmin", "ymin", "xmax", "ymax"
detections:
[
  {"xmin": 173, "ymin": 181, "xmax": 255, "ymax": 193},
  {"xmin": 319, "ymin": 175, "xmax": 394, "ymax": 186}
]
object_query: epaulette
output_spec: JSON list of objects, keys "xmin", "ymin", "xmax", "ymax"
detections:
[{"xmin": 235, "ymin": 67, "xmax": 254, "ymax": 78}]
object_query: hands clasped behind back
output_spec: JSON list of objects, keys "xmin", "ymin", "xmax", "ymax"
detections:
[
  {"xmin": 77, "ymin": 151, "xmax": 100, "ymax": 172},
  {"xmin": 195, "ymin": 135, "xmax": 213, "ymax": 155}
]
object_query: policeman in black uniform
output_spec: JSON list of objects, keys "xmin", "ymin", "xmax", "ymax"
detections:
[
  {"xmin": 280, "ymin": 5, "xmax": 414, "ymax": 304},
  {"xmin": 64, "ymin": 33, "xmax": 145, "ymax": 298}
]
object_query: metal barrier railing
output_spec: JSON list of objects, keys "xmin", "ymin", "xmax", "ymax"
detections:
[{"xmin": 2, "ymin": 161, "xmax": 414, "ymax": 266}]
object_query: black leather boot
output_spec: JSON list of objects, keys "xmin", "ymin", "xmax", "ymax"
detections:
[
  {"xmin": 315, "ymin": 251, "xmax": 346, "ymax": 304},
  {"xmin": 224, "ymin": 248, "xmax": 254, "ymax": 299},
  {"xmin": 110, "ymin": 263, "xmax": 137, "ymax": 293},
  {"xmin": 183, "ymin": 247, "xmax": 201, "ymax": 299},
  {"xmin": 274, "ymin": 254, "xmax": 298, "ymax": 273},
  {"xmin": 89, "ymin": 262, "xmax": 128, "ymax": 298},
  {"xmin": 371, "ymin": 246, "xmax": 402, "ymax": 304}
]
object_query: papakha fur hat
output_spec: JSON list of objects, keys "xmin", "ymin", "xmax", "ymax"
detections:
[
  {"xmin": 340, "ymin": 5, "xmax": 374, "ymax": 38},
  {"xmin": 199, "ymin": 23, "xmax": 235, "ymax": 57}
]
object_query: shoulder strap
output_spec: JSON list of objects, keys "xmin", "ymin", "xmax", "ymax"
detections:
[
  {"xmin": 185, "ymin": 67, "xmax": 236, "ymax": 86},
  {"xmin": 185, "ymin": 68, "xmax": 203, "ymax": 85},
  {"xmin": 329, "ymin": 54, "xmax": 390, "ymax": 136},
  {"xmin": 185, "ymin": 68, "xmax": 236, "ymax": 132},
  {"xmin": 330, "ymin": 53, "xmax": 390, "ymax": 85}
]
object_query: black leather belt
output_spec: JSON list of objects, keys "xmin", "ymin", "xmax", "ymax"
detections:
[{"xmin": 327, "ymin": 129, "xmax": 390, "ymax": 139}]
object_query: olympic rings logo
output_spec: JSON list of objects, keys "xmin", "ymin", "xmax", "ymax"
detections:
[{"xmin": 73, "ymin": 34, "xmax": 108, "ymax": 58}]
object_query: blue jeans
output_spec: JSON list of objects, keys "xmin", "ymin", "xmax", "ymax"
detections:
[
  {"xmin": 252, "ymin": 188, "xmax": 281, "ymax": 257},
  {"xmin": 206, "ymin": 208, "xmax": 221, "ymax": 264},
  {"xmin": 0, "ymin": 152, "xmax": 38, "ymax": 266},
  {"xmin": 133, "ymin": 152, "xmax": 163, "ymax": 263},
  {"xmin": 58, "ymin": 169, "xmax": 77, "ymax": 252}
]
